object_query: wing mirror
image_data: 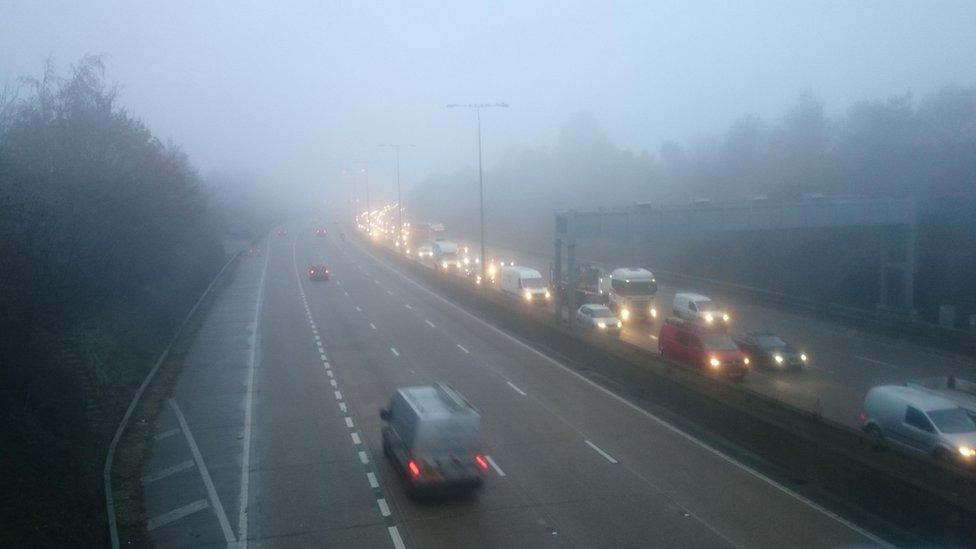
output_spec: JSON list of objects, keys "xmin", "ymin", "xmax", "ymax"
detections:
[{"xmin": 379, "ymin": 408, "xmax": 391, "ymax": 421}]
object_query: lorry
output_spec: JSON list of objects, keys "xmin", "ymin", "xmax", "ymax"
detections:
[
  {"xmin": 433, "ymin": 240, "xmax": 461, "ymax": 271},
  {"xmin": 600, "ymin": 267, "xmax": 658, "ymax": 322},
  {"xmin": 549, "ymin": 263, "xmax": 607, "ymax": 308},
  {"xmin": 500, "ymin": 266, "xmax": 550, "ymax": 304}
]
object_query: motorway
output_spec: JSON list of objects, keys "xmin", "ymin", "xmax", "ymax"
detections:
[
  {"xmin": 443, "ymin": 238, "xmax": 976, "ymax": 429},
  {"xmin": 140, "ymin": 223, "xmax": 889, "ymax": 547}
]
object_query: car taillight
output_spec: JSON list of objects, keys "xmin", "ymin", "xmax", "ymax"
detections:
[
  {"xmin": 474, "ymin": 454, "xmax": 489, "ymax": 471},
  {"xmin": 407, "ymin": 459, "xmax": 421, "ymax": 478},
  {"xmin": 309, "ymin": 269, "xmax": 314, "ymax": 274},
  {"xmin": 325, "ymin": 269, "xmax": 330, "ymax": 274},
  {"xmin": 859, "ymin": 411, "xmax": 866, "ymax": 423}
]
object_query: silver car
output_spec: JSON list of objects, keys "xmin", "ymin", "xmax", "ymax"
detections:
[
  {"xmin": 576, "ymin": 304, "xmax": 622, "ymax": 334},
  {"xmin": 862, "ymin": 385, "xmax": 976, "ymax": 465}
]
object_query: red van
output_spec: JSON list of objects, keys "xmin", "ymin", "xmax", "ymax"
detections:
[{"xmin": 658, "ymin": 318, "xmax": 749, "ymax": 380}]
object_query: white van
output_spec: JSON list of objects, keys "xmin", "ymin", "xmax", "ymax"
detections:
[
  {"xmin": 500, "ymin": 266, "xmax": 550, "ymax": 303},
  {"xmin": 862, "ymin": 385, "xmax": 976, "ymax": 465},
  {"xmin": 380, "ymin": 384, "xmax": 488, "ymax": 494},
  {"xmin": 432, "ymin": 241, "xmax": 460, "ymax": 270},
  {"xmin": 672, "ymin": 292, "xmax": 731, "ymax": 327}
]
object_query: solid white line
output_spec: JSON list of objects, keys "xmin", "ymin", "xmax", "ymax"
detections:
[
  {"xmin": 358, "ymin": 451, "xmax": 369, "ymax": 464},
  {"xmin": 855, "ymin": 355, "xmax": 894, "ymax": 368},
  {"xmin": 388, "ymin": 526, "xmax": 406, "ymax": 549},
  {"xmin": 377, "ymin": 498, "xmax": 391, "ymax": 517},
  {"xmin": 425, "ymin": 320, "xmax": 436, "ymax": 328},
  {"xmin": 334, "ymin": 390, "xmax": 343, "ymax": 400},
  {"xmin": 141, "ymin": 459, "xmax": 195, "ymax": 484},
  {"xmin": 347, "ymin": 239, "xmax": 890, "ymax": 547},
  {"xmin": 147, "ymin": 499, "xmax": 209, "ymax": 531},
  {"xmin": 339, "ymin": 402, "xmax": 347, "ymax": 413},
  {"xmin": 485, "ymin": 454, "xmax": 506, "ymax": 477},
  {"xmin": 506, "ymin": 381, "xmax": 527, "ymax": 396},
  {"xmin": 153, "ymin": 428, "xmax": 181, "ymax": 441},
  {"xmin": 391, "ymin": 347, "xmax": 400, "ymax": 357},
  {"xmin": 345, "ymin": 417, "xmax": 354, "ymax": 428},
  {"xmin": 367, "ymin": 472, "xmax": 379, "ymax": 488},
  {"xmin": 585, "ymin": 439, "xmax": 619, "ymax": 464},
  {"xmin": 352, "ymin": 432, "xmax": 362, "ymax": 445},
  {"xmin": 370, "ymin": 323, "xmax": 377, "ymax": 330},
  {"xmin": 169, "ymin": 399, "xmax": 236, "ymax": 542}
]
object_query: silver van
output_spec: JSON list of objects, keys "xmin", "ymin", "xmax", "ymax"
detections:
[
  {"xmin": 861, "ymin": 385, "xmax": 976, "ymax": 465},
  {"xmin": 380, "ymin": 383, "xmax": 488, "ymax": 494},
  {"xmin": 672, "ymin": 292, "xmax": 731, "ymax": 328}
]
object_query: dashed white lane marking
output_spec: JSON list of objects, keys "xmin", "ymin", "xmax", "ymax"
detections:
[
  {"xmin": 320, "ymin": 353, "xmax": 328, "ymax": 361},
  {"xmin": 142, "ymin": 459, "xmax": 195, "ymax": 484},
  {"xmin": 314, "ymin": 335, "xmax": 320, "ymax": 341},
  {"xmin": 388, "ymin": 526, "xmax": 406, "ymax": 549},
  {"xmin": 404, "ymin": 304, "xmax": 413, "ymax": 310},
  {"xmin": 169, "ymin": 399, "xmax": 236, "ymax": 542},
  {"xmin": 485, "ymin": 455, "xmax": 506, "ymax": 477},
  {"xmin": 339, "ymin": 402, "xmax": 347, "ymax": 413},
  {"xmin": 358, "ymin": 451, "xmax": 369, "ymax": 464},
  {"xmin": 334, "ymin": 390, "xmax": 343, "ymax": 400},
  {"xmin": 323, "ymin": 361, "xmax": 330, "ymax": 369},
  {"xmin": 391, "ymin": 347, "xmax": 400, "ymax": 357},
  {"xmin": 584, "ymin": 440, "xmax": 619, "ymax": 464},
  {"xmin": 367, "ymin": 472, "xmax": 379, "ymax": 488},
  {"xmin": 345, "ymin": 417, "xmax": 354, "ymax": 428},
  {"xmin": 386, "ymin": 290, "xmax": 394, "ymax": 295},
  {"xmin": 312, "ymin": 329, "xmax": 318, "ymax": 335},
  {"xmin": 351, "ymin": 432, "xmax": 362, "ymax": 445},
  {"xmin": 457, "ymin": 344, "xmax": 470, "ymax": 354},
  {"xmin": 330, "ymin": 379, "xmax": 338, "ymax": 388},
  {"xmin": 425, "ymin": 320, "xmax": 436, "ymax": 328},
  {"xmin": 370, "ymin": 323, "xmax": 377, "ymax": 330},
  {"xmin": 153, "ymin": 428, "xmax": 181, "ymax": 441},
  {"xmin": 147, "ymin": 499, "xmax": 209, "ymax": 531},
  {"xmin": 355, "ymin": 306, "xmax": 362, "ymax": 312},
  {"xmin": 344, "ymin": 291, "xmax": 349, "ymax": 296},
  {"xmin": 326, "ymin": 370, "xmax": 334, "ymax": 378},
  {"xmin": 506, "ymin": 381, "xmax": 527, "ymax": 396},
  {"xmin": 855, "ymin": 355, "xmax": 895, "ymax": 368},
  {"xmin": 377, "ymin": 498, "xmax": 391, "ymax": 517}
]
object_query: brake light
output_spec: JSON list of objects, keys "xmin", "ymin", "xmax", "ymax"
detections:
[
  {"xmin": 407, "ymin": 459, "xmax": 421, "ymax": 478},
  {"xmin": 859, "ymin": 411, "xmax": 866, "ymax": 423},
  {"xmin": 309, "ymin": 269, "xmax": 314, "ymax": 274},
  {"xmin": 325, "ymin": 269, "xmax": 330, "ymax": 274},
  {"xmin": 474, "ymin": 454, "xmax": 489, "ymax": 471}
]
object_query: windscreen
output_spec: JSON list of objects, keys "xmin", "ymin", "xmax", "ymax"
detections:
[
  {"xmin": 928, "ymin": 408, "xmax": 976, "ymax": 434},
  {"xmin": 611, "ymin": 279, "xmax": 657, "ymax": 296},
  {"xmin": 589, "ymin": 306, "xmax": 613, "ymax": 317},
  {"xmin": 696, "ymin": 300, "xmax": 721, "ymax": 312},
  {"xmin": 701, "ymin": 334, "xmax": 739, "ymax": 351},
  {"xmin": 521, "ymin": 277, "xmax": 546, "ymax": 289},
  {"xmin": 757, "ymin": 335, "xmax": 787, "ymax": 348}
]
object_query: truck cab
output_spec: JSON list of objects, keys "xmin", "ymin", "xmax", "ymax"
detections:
[{"xmin": 601, "ymin": 267, "xmax": 658, "ymax": 322}]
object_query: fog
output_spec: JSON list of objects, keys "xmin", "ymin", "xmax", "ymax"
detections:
[{"xmin": 3, "ymin": 1, "xmax": 975, "ymax": 205}]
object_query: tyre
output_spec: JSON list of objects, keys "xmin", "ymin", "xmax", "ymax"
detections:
[{"xmin": 864, "ymin": 425, "xmax": 885, "ymax": 450}]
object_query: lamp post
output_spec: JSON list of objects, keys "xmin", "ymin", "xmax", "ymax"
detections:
[
  {"xmin": 379, "ymin": 143, "xmax": 415, "ymax": 245},
  {"xmin": 446, "ymin": 103, "xmax": 508, "ymax": 281}
]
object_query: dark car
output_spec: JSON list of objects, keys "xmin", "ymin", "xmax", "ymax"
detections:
[
  {"xmin": 308, "ymin": 265, "xmax": 330, "ymax": 281},
  {"xmin": 734, "ymin": 331, "xmax": 808, "ymax": 370},
  {"xmin": 315, "ymin": 227, "xmax": 327, "ymax": 237}
]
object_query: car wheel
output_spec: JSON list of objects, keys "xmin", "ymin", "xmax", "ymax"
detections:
[{"xmin": 864, "ymin": 425, "xmax": 885, "ymax": 450}]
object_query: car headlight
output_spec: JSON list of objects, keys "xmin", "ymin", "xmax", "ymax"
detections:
[
  {"xmin": 743, "ymin": 357, "xmax": 750, "ymax": 365},
  {"xmin": 650, "ymin": 307, "xmax": 657, "ymax": 318},
  {"xmin": 709, "ymin": 357, "xmax": 721, "ymax": 368},
  {"xmin": 620, "ymin": 308, "xmax": 630, "ymax": 321},
  {"xmin": 597, "ymin": 321, "xmax": 607, "ymax": 329},
  {"xmin": 722, "ymin": 313, "xmax": 730, "ymax": 322},
  {"xmin": 442, "ymin": 261, "xmax": 448, "ymax": 268},
  {"xmin": 774, "ymin": 355, "xmax": 784, "ymax": 364},
  {"xmin": 800, "ymin": 353, "xmax": 808, "ymax": 362},
  {"xmin": 959, "ymin": 446, "xmax": 975, "ymax": 458},
  {"xmin": 704, "ymin": 313, "xmax": 714, "ymax": 323},
  {"xmin": 616, "ymin": 321, "xmax": 622, "ymax": 328},
  {"xmin": 524, "ymin": 290, "xmax": 532, "ymax": 301},
  {"xmin": 545, "ymin": 291, "xmax": 551, "ymax": 299}
]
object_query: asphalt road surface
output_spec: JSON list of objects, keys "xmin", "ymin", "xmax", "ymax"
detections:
[{"xmin": 142, "ymin": 225, "xmax": 889, "ymax": 547}]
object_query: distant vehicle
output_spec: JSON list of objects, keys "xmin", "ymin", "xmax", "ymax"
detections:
[
  {"xmin": 314, "ymin": 227, "xmax": 327, "ymax": 237},
  {"xmin": 672, "ymin": 293, "xmax": 730, "ymax": 328},
  {"xmin": 380, "ymin": 383, "xmax": 488, "ymax": 495},
  {"xmin": 576, "ymin": 304, "xmax": 622, "ymax": 334},
  {"xmin": 340, "ymin": 232, "xmax": 346, "ymax": 241},
  {"xmin": 307, "ymin": 265, "xmax": 330, "ymax": 281},
  {"xmin": 658, "ymin": 318, "xmax": 748, "ymax": 380},
  {"xmin": 861, "ymin": 385, "xmax": 976, "ymax": 465},
  {"xmin": 734, "ymin": 331, "xmax": 808, "ymax": 370},
  {"xmin": 601, "ymin": 268, "xmax": 657, "ymax": 322},
  {"xmin": 433, "ymin": 241, "xmax": 461, "ymax": 270},
  {"xmin": 416, "ymin": 244, "xmax": 434, "ymax": 259},
  {"xmin": 500, "ymin": 266, "xmax": 550, "ymax": 304},
  {"xmin": 277, "ymin": 228, "xmax": 288, "ymax": 237},
  {"xmin": 551, "ymin": 263, "xmax": 607, "ymax": 307}
]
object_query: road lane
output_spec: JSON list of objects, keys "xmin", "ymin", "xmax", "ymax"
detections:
[{"xmin": 312, "ymin": 230, "xmax": 886, "ymax": 547}]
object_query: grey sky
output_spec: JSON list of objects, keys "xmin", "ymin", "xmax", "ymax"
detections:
[{"xmin": 2, "ymin": 1, "xmax": 974, "ymax": 202}]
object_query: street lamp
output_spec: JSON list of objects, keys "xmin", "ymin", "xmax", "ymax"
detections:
[
  {"xmin": 446, "ymin": 102, "xmax": 509, "ymax": 281},
  {"xmin": 379, "ymin": 143, "xmax": 415, "ymax": 245}
]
